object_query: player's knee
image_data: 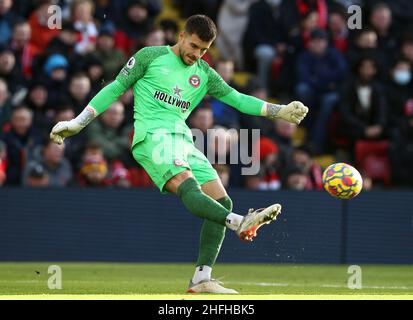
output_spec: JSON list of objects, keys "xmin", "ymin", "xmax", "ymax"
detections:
[
  {"xmin": 165, "ymin": 170, "xmax": 194, "ymax": 193},
  {"xmin": 176, "ymin": 176, "xmax": 201, "ymax": 198}
]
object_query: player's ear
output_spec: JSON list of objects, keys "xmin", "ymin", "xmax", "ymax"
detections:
[{"xmin": 178, "ymin": 31, "xmax": 185, "ymax": 42}]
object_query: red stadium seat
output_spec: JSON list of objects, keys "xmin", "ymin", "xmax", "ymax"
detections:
[{"xmin": 355, "ymin": 140, "xmax": 391, "ymax": 186}]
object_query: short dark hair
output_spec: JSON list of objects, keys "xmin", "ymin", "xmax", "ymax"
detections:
[{"xmin": 184, "ymin": 15, "xmax": 217, "ymax": 42}]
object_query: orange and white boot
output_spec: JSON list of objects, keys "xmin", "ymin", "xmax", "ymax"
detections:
[
  {"xmin": 236, "ymin": 204, "xmax": 282, "ymax": 241},
  {"xmin": 186, "ymin": 279, "xmax": 238, "ymax": 294}
]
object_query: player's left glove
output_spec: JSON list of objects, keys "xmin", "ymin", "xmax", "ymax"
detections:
[{"xmin": 266, "ymin": 101, "xmax": 309, "ymax": 125}]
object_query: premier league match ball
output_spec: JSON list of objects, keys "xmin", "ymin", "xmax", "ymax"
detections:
[{"xmin": 322, "ymin": 163, "xmax": 363, "ymax": 200}]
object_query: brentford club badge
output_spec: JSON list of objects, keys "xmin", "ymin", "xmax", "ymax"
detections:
[
  {"xmin": 174, "ymin": 159, "xmax": 184, "ymax": 167},
  {"xmin": 189, "ymin": 75, "xmax": 200, "ymax": 88}
]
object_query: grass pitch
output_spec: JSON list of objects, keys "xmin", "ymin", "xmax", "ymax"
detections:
[{"xmin": 0, "ymin": 263, "xmax": 412, "ymax": 299}]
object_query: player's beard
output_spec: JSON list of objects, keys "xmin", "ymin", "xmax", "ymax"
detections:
[{"xmin": 179, "ymin": 46, "xmax": 196, "ymax": 66}]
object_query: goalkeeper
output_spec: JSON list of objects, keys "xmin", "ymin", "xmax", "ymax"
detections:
[{"xmin": 50, "ymin": 15, "xmax": 308, "ymax": 294}]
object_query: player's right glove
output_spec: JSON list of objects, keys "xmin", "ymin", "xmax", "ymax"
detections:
[
  {"xmin": 50, "ymin": 106, "xmax": 97, "ymax": 145},
  {"xmin": 50, "ymin": 120, "xmax": 83, "ymax": 145}
]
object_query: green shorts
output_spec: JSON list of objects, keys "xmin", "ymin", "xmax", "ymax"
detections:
[{"xmin": 132, "ymin": 131, "xmax": 218, "ymax": 192}]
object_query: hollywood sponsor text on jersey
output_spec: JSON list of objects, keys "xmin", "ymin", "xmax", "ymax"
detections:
[{"xmin": 153, "ymin": 90, "xmax": 191, "ymax": 113}]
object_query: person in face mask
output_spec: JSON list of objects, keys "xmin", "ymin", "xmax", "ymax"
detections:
[
  {"xmin": 386, "ymin": 59, "xmax": 413, "ymax": 135},
  {"xmin": 387, "ymin": 60, "xmax": 413, "ymax": 187},
  {"xmin": 392, "ymin": 61, "xmax": 412, "ymax": 86}
]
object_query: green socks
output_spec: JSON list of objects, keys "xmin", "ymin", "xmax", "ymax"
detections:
[
  {"xmin": 177, "ymin": 178, "xmax": 230, "ymax": 226},
  {"xmin": 177, "ymin": 178, "xmax": 241, "ymax": 269},
  {"xmin": 196, "ymin": 196, "xmax": 232, "ymax": 267}
]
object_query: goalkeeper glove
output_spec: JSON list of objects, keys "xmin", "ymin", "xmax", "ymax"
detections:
[
  {"xmin": 50, "ymin": 106, "xmax": 97, "ymax": 145},
  {"xmin": 265, "ymin": 101, "xmax": 309, "ymax": 125}
]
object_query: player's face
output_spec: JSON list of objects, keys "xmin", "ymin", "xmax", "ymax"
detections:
[{"xmin": 178, "ymin": 32, "xmax": 213, "ymax": 66}]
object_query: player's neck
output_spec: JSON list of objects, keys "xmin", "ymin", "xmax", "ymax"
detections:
[{"xmin": 170, "ymin": 44, "xmax": 180, "ymax": 58}]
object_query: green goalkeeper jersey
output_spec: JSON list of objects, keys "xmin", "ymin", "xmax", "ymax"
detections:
[{"xmin": 88, "ymin": 45, "xmax": 265, "ymax": 148}]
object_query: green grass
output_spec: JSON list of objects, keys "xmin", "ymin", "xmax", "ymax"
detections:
[{"xmin": 0, "ymin": 263, "xmax": 412, "ymax": 299}]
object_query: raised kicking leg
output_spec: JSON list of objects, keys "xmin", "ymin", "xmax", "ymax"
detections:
[{"xmin": 165, "ymin": 172, "xmax": 282, "ymax": 294}]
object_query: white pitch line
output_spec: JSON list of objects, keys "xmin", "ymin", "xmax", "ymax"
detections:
[{"xmin": 229, "ymin": 282, "xmax": 413, "ymax": 290}]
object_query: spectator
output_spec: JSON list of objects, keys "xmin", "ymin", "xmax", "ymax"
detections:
[
  {"xmin": 243, "ymin": 0, "xmax": 287, "ymax": 90},
  {"xmin": 346, "ymin": 28, "xmax": 388, "ymax": 76},
  {"xmin": 111, "ymin": 160, "xmax": 132, "ymax": 188},
  {"xmin": 25, "ymin": 162, "xmax": 49, "ymax": 187},
  {"xmin": 119, "ymin": 88, "xmax": 134, "ymax": 125},
  {"xmin": 177, "ymin": 0, "xmax": 220, "ymax": 21},
  {"xmin": 24, "ymin": 138, "xmax": 73, "ymax": 187},
  {"xmin": 265, "ymin": 118, "xmax": 297, "ymax": 170},
  {"xmin": 216, "ymin": 0, "xmax": 254, "ymax": 69},
  {"xmin": 189, "ymin": 102, "xmax": 214, "ymax": 135},
  {"xmin": 43, "ymin": 53, "xmax": 69, "ymax": 107},
  {"xmin": 189, "ymin": 102, "xmax": 215, "ymax": 162},
  {"xmin": 212, "ymin": 163, "xmax": 230, "ymax": 188},
  {"xmin": 76, "ymin": 153, "xmax": 110, "ymax": 187},
  {"xmin": 1, "ymin": 105, "xmax": 42, "ymax": 185},
  {"xmin": 24, "ymin": 80, "xmax": 52, "ymax": 132},
  {"xmin": 338, "ymin": 56, "xmax": 387, "ymax": 145},
  {"xmin": 54, "ymin": 104, "xmax": 76, "ymax": 123},
  {"xmin": 141, "ymin": 27, "xmax": 166, "ymax": 48},
  {"xmin": 67, "ymin": 72, "xmax": 92, "ymax": 112},
  {"xmin": 93, "ymin": 0, "xmax": 120, "ymax": 24},
  {"xmin": 280, "ymin": 0, "xmax": 328, "ymax": 32},
  {"xmin": 295, "ymin": 28, "xmax": 347, "ymax": 154},
  {"xmin": 28, "ymin": 0, "xmax": 60, "ymax": 53},
  {"xmin": 159, "ymin": 18, "xmax": 178, "ymax": 46},
  {"xmin": 328, "ymin": 6, "xmax": 349, "ymax": 53},
  {"xmin": 83, "ymin": 56, "xmax": 104, "ymax": 95},
  {"xmin": 0, "ymin": 78, "xmax": 12, "ymax": 129},
  {"xmin": 72, "ymin": 0, "xmax": 98, "ymax": 55},
  {"xmin": 0, "ymin": 0, "xmax": 20, "ymax": 47},
  {"xmin": 115, "ymin": 0, "xmax": 157, "ymax": 55},
  {"xmin": 0, "ymin": 140, "xmax": 6, "ymax": 186},
  {"xmin": 288, "ymin": 10, "xmax": 320, "ymax": 53},
  {"xmin": 52, "ymin": 104, "xmax": 85, "ymax": 164},
  {"xmin": 10, "ymin": 20, "xmax": 40, "ymax": 78},
  {"xmin": 207, "ymin": 125, "xmax": 234, "ymax": 165},
  {"xmin": 249, "ymin": 136, "xmax": 281, "ymax": 191},
  {"xmin": 45, "ymin": 21, "xmax": 79, "ymax": 59},
  {"xmin": 81, "ymin": 139, "xmax": 104, "ymax": 160},
  {"xmin": 0, "ymin": 45, "xmax": 25, "ymax": 94},
  {"xmin": 239, "ymin": 77, "xmax": 271, "ymax": 134},
  {"xmin": 86, "ymin": 101, "xmax": 131, "ymax": 163},
  {"xmin": 209, "ymin": 59, "xmax": 241, "ymax": 129},
  {"xmin": 92, "ymin": 26, "xmax": 126, "ymax": 81},
  {"xmin": 386, "ymin": 59, "xmax": 413, "ymax": 138},
  {"xmin": 279, "ymin": 9, "xmax": 321, "ymax": 94},
  {"xmin": 399, "ymin": 35, "xmax": 413, "ymax": 65},
  {"xmin": 282, "ymin": 165, "xmax": 308, "ymax": 190},
  {"xmin": 291, "ymin": 145, "xmax": 323, "ymax": 190},
  {"xmin": 368, "ymin": 2, "xmax": 398, "ymax": 63},
  {"xmin": 389, "ymin": 91, "xmax": 413, "ymax": 187}
]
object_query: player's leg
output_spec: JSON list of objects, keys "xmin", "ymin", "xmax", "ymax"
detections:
[
  {"xmin": 196, "ymin": 179, "xmax": 229, "ymax": 270},
  {"xmin": 133, "ymin": 132, "xmax": 281, "ymax": 239},
  {"xmin": 164, "ymin": 170, "xmax": 242, "ymax": 229},
  {"xmin": 189, "ymin": 179, "xmax": 229, "ymax": 285},
  {"xmin": 184, "ymin": 178, "xmax": 238, "ymax": 293},
  {"xmin": 132, "ymin": 132, "xmax": 242, "ymax": 228}
]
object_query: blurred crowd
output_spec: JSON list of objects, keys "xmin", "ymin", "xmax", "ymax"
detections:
[{"xmin": 0, "ymin": 0, "xmax": 413, "ymax": 190}]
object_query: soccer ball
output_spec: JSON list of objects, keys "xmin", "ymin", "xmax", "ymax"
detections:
[{"xmin": 322, "ymin": 163, "xmax": 363, "ymax": 199}]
